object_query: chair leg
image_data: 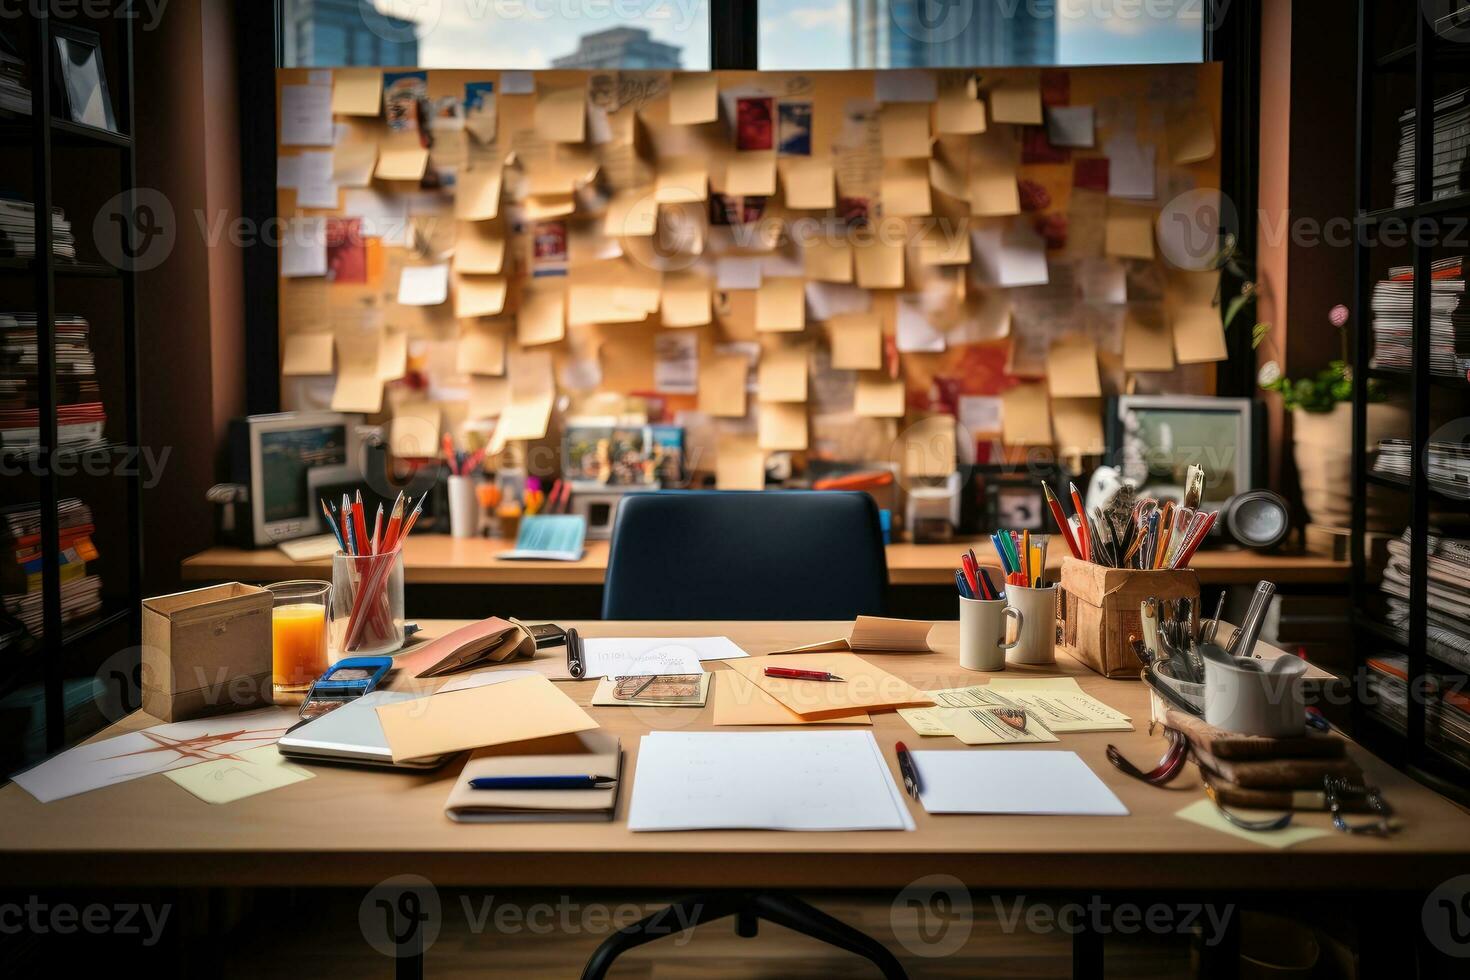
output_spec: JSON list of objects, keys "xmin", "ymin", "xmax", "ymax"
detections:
[
  {"xmin": 580, "ymin": 893, "xmax": 739, "ymax": 980},
  {"xmin": 751, "ymin": 893, "xmax": 909, "ymax": 980}
]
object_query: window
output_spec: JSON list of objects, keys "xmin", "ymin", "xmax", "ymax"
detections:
[
  {"xmin": 759, "ymin": 0, "xmax": 1206, "ymax": 69},
  {"xmin": 280, "ymin": 0, "xmax": 711, "ymax": 69}
]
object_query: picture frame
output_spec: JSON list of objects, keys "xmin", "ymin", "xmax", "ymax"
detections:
[{"xmin": 50, "ymin": 24, "xmax": 116, "ymax": 133}]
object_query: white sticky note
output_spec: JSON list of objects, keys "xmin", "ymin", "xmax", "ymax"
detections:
[
  {"xmin": 398, "ymin": 264, "xmax": 450, "ymax": 306},
  {"xmin": 281, "ymin": 216, "xmax": 327, "ymax": 277}
]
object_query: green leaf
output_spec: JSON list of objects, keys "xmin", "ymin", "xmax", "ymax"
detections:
[
  {"xmin": 1251, "ymin": 322, "xmax": 1273, "ymax": 349},
  {"xmin": 1224, "ymin": 294, "xmax": 1250, "ymax": 330}
]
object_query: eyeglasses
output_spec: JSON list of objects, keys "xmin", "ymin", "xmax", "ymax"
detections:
[
  {"xmin": 1204, "ymin": 783, "xmax": 1294, "ymax": 833},
  {"xmin": 1324, "ymin": 776, "xmax": 1398, "ymax": 836},
  {"xmin": 1106, "ymin": 727, "xmax": 1189, "ymax": 786}
]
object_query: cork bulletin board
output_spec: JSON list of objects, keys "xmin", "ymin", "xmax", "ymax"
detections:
[{"xmin": 273, "ymin": 63, "xmax": 1224, "ymax": 486}]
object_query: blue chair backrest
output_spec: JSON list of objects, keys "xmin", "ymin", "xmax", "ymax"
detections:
[{"xmin": 601, "ymin": 491, "xmax": 889, "ymax": 620}]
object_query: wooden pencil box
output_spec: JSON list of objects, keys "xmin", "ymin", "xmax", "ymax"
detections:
[{"xmin": 1058, "ymin": 558, "xmax": 1199, "ymax": 679}]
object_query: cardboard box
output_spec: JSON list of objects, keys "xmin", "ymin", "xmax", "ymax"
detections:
[
  {"xmin": 1058, "ymin": 558, "xmax": 1200, "ymax": 679},
  {"xmin": 141, "ymin": 583, "xmax": 274, "ymax": 721}
]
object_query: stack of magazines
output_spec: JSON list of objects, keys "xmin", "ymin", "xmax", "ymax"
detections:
[
  {"xmin": 0, "ymin": 26, "xmax": 28, "ymax": 114},
  {"xmin": 1369, "ymin": 256, "xmax": 1470, "ymax": 378},
  {"xmin": 0, "ymin": 196, "xmax": 77, "ymax": 261},
  {"xmin": 1374, "ymin": 438, "xmax": 1470, "ymax": 499},
  {"xmin": 0, "ymin": 313, "xmax": 106, "ymax": 453},
  {"xmin": 1393, "ymin": 87, "xmax": 1470, "ymax": 208},
  {"xmin": 1, "ymin": 498, "xmax": 103, "ymax": 638},
  {"xmin": 1382, "ymin": 530, "xmax": 1470, "ymax": 671},
  {"xmin": 1365, "ymin": 655, "xmax": 1470, "ymax": 767}
]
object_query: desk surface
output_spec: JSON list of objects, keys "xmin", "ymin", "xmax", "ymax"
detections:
[
  {"xmin": 182, "ymin": 536, "xmax": 1350, "ymax": 588},
  {"xmin": 1, "ymin": 620, "xmax": 1463, "ymax": 892}
]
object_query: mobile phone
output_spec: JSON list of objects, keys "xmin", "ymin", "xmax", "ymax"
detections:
[{"xmin": 528, "ymin": 623, "xmax": 568, "ymax": 649}]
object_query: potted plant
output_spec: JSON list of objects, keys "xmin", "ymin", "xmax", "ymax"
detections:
[{"xmin": 1252, "ymin": 306, "xmax": 1405, "ymax": 529}]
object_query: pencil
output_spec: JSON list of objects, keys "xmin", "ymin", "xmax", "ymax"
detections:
[
  {"xmin": 1043, "ymin": 483, "xmax": 1082, "ymax": 560},
  {"xmin": 371, "ymin": 503, "xmax": 383, "ymax": 556},
  {"xmin": 1022, "ymin": 529, "xmax": 1032, "ymax": 587},
  {"xmin": 1069, "ymin": 483, "xmax": 1091, "ymax": 562}
]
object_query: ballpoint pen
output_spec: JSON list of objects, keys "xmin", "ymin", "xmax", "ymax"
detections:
[
  {"xmin": 764, "ymin": 666, "xmax": 845, "ymax": 682},
  {"xmin": 896, "ymin": 741, "xmax": 921, "ymax": 800},
  {"xmin": 469, "ymin": 775, "xmax": 617, "ymax": 790},
  {"xmin": 1069, "ymin": 482, "xmax": 1091, "ymax": 561},
  {"xmin": 955, "ymin": 569, "xmax": 974, "ymax": 600}
]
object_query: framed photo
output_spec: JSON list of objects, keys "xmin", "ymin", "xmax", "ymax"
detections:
[{"xmin": 51, "ymin": 25, "xmax": 116, "ymax": 133}]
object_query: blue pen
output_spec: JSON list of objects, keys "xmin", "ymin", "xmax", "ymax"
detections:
[
  {"xmin": 955, "ymin": 569, "xmax": 974, "ymax": 600},
  {"xmin": 991, "ymin": 533, "xmax": 1013, "ymax": 575},
  {"xmin": 469, "ymin": 775, "xmax": 617, "ymax": 791},
  {"xmin": 978, "ymin": 567, "xmax": 999, "ymax": 600}
]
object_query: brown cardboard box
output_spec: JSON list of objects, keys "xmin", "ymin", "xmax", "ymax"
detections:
[
  {"xmin": 1058, "ymin": 558, "xmax": 1200, "ymax": 679},
  {"xmin": 141, "ymin": 583, "xmax": 274, "ymax": 721}
]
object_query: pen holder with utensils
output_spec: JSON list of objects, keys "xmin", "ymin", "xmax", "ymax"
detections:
[
  {"xmin": 1005, "ymin": 584, "xmax": 1059, "ymax": 666},
  {"xmin": 959, "ymin": 596, "xmax": 1022, "ymax": 671},
  {"xmin": 331, "ymin": 548, "xmax": 405, "ymax": 659},
  {"xmin": 1058, "ymin": 558, "xmax": 1200, "ymax": 678}
]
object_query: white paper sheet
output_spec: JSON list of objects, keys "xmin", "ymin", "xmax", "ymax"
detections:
[
  {"xmin": 282, "ymin": 216, "xmax": 328, "ymax": 277},
  {"xmin": 580, "ymin": 636, "xmax": 748, "ymax": 679},
  {"xmin": 909, "ymin": 750, "xmax": 1129, "ymax": 816},
  {"xmin": 281, "ymin": 83, "xmax": 334, "ymax": 146},
  {"xmin": 13, "ymin": 707, "xmax": 297, "ymax": 803},
  {"xmin": 628, "ymin": 731, "xmax": 915, "ymax": 831},
  {"xmin": 896, "ymin": 292, "xmax": 946, "ymax": 352}
]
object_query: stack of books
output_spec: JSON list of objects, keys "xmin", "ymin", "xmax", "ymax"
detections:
[
  {"xmin": 1374, "ymin": 438, "xmax": 1470, "ymax": 499},
  {"xmin": 1, "ymin": 498, "xmax": 103, "ymax": 638},
  {"xmin": 0, "ymin": 27, "xmax": 28, "ymax": 115},
  {"xmin": 0, "ymin": 196, "xmax": 77, "ymax": 261},
  {"xmin": 1393, "ymin": 88, "xmax": 1470, "ymax": 208},
  {"xmin": 1382, "ymin": 530, "xmax": 1470, "ymax": 671},
  {"xmin": 1369, "ymin": 256, "xmax": 1470, "ymax": 378},
  {"xmin": 1366, "ymin": 655, "xmax": 1470, "ymax": 768},
  {"xmin": 0, "ymin": 313, "xmax": 107, "ymax": 453}
]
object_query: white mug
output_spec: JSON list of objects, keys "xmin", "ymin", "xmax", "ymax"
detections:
[
  {"xmin": 1005, "ymin": 584, "xmax": 1058, "ymax": 666},
  {"xmin": 446, "ymin": 474, "xmax": 480, "ymax": 539},
  {"xmin": 1204, "ymin": 655, "xmax": 1306, "ymax": 737},
  {"xmin": 959, "ymin": 597, "xmax": 1022, "ymax": 672}
]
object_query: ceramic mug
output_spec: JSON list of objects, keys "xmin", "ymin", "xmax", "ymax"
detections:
[
  {"xmin": 447, "ymin": 474, "xmax": 479, "ymax": 539},
  {"xmin": 1005, "ymin": 584, "xmax": 1058, "ymax": 666},
  {"xmin": 1204, "ymin": 655, "xmax": 1306, "ymax": 737},
  {"xmin": 959, "ymin": 596, "xmax": 1022, "ymax": 671}
]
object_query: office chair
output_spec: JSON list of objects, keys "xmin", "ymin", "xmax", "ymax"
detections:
[
  {"xmin": 601, "ymin": 490, "xmax": 889, "ymax": 620},
  {"xmin": 588, "ymin": 491, "xmax": 906, "ymax": 979}
]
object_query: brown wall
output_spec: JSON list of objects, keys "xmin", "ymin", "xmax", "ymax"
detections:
[{"xmin": 134, "ymin": 0, "xmax": 245, "ymax": 596}]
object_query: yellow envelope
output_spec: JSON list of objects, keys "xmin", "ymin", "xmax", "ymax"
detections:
[
  {"xmin": 727, "ymin": 653, "xmax": 934, "ymax": 720},
  {"xmin": 375, "ymin": 675, "xmax": 599, "ymax": 763},
  {"xmin": 713, "ymin": 668, "xmax": 872, "ymax": 726},
  {"xmin": 332, "ymin": 68, "xmax": 382, "ymax": 116}
]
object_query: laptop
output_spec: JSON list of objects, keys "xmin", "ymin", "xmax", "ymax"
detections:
[{"xmin": 277, "ymin": 691, "xmax": 453, "ymax": 770}]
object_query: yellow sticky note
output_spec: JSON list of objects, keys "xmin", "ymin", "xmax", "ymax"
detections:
[{"xmin": 165, "ymin": 744, "xmax": 315, "ymax": 805}]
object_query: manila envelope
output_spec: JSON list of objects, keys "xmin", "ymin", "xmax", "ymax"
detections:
[
  {"xmin": 375, "ymin": 674, "xmax": 598, "ymax": 763},
  {"xmin": 771, "ymin": 616, "xmax": 935, "ymax": 655},
  {"xmin": 727, "ymin": 654, "xmax": 934, "ymax": 720},
  {"xmin": 713, "ymin": 668, "xmax": 871, "ymax": 726}
]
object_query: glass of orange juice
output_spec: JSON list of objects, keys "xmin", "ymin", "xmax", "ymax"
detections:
[{"xmin": 266, "ymin": 580, "xmax": 331, "ymax": 697}]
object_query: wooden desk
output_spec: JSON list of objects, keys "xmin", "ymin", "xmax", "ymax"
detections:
[
  {"xmin": 2, "ymin": 620, "xmax": 1464, "ymax": 893},
  {"xmin": 181, "ymin": 536, "xmax": 1350, "ymax": 588}
]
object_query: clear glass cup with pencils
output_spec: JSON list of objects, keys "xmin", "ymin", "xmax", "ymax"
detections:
[
  {"xmin": 321, "ymin": 490, "xmax": 422, "ymax": 658},
  {"xmin": 267, "ymin": 580, "xmax": 331, "ymax": 697}
]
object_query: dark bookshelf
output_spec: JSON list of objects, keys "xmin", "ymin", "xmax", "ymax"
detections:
[
  {"xmin": 1352, "ymin": 0, "xmax": 1470, "ymax": 803},
  {"xmin": 0, "ymin": 8, "xmax": 142, "ymax": 776}
]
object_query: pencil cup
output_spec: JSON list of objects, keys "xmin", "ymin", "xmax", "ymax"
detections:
[
  {"xmin": 1005, "ymin": 584, "xmax": 1058, "ymax": 666},
  {"xmin": 331, "ymin": 548, "xmax": 405, "ymax": 659},
  {"xmin": 1204, "ymin": 655, "xmax": 1306, "ymax": 737},
  {"xmin": 447, "ymin": 475, "xmax": 480, "ymax": 539},
  {"xmin": 959, "ymin": 597, "xmax": 1022, "ymax": 672}
]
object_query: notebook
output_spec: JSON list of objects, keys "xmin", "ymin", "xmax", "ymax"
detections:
[
  {"xmin": 444, "ymin": 731, "xmax": 622, "ymax": 823},
  {"xmin": 276, "ymin": 691, "xmax": 452, "ymax": 770}
]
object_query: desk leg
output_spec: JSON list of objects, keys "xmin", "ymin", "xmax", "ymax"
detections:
[{"xmin": 1071, "ymin": 899, "xmax": 1103, "ymax": 980}]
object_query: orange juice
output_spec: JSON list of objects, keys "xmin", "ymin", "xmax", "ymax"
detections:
[{"xmin": 272, "ymin": 602, "xmax": 328, "ymax": 691}]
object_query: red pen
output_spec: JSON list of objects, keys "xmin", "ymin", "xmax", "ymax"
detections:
[
  {"xmin": 764, "ymin": 666, "xmax": 845, "ymax": 683},
  {"xmin": 959, "ymin": 552, "xmax": 980, "ymax": 597}
]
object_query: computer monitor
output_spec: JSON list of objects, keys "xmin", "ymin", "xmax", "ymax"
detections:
[
  {"xmin": 1108, "ymin": 395, "xmax": 1260, "ymax": 507},
  {"xmin": 230, "ymin": 412, "xmax": 364, "ymax": 547}
]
